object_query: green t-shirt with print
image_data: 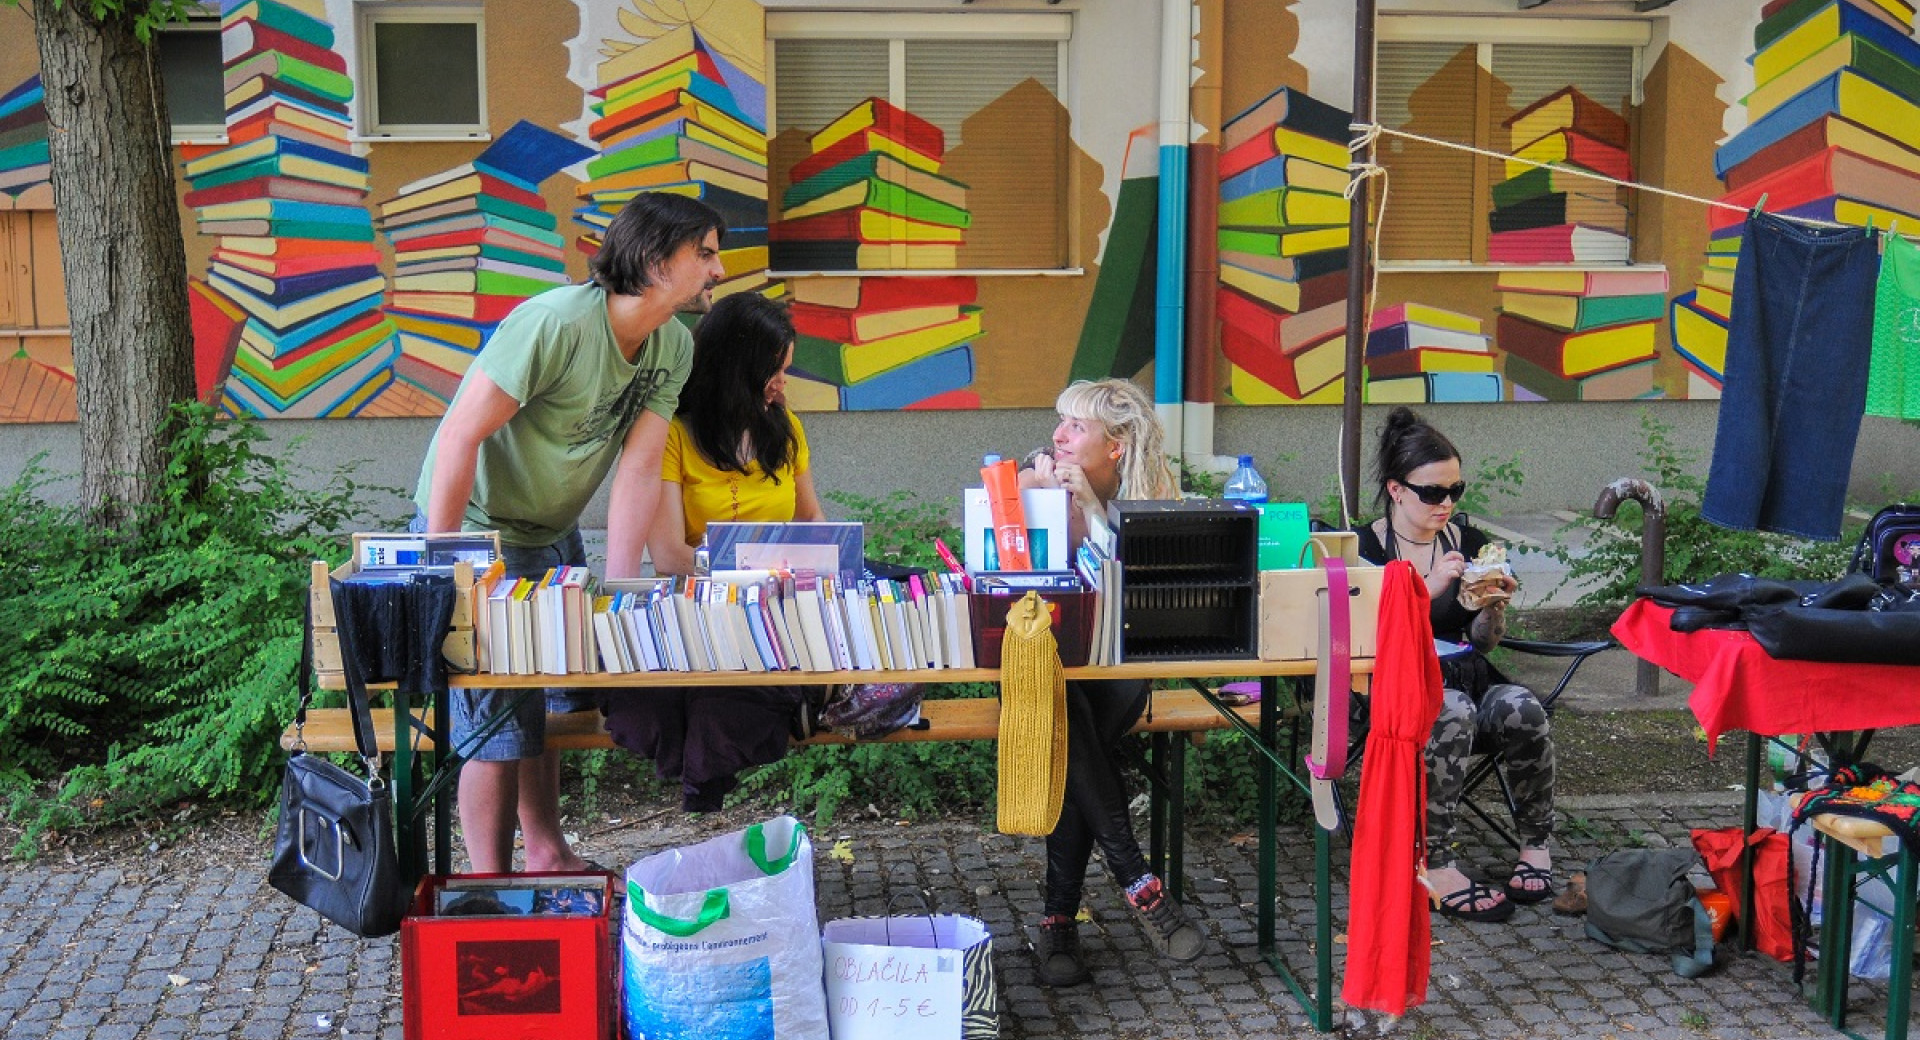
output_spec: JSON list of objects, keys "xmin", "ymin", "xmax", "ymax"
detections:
[{"xmin": 414, "ymin": 282, "xmax": 693, "ymax": 547}]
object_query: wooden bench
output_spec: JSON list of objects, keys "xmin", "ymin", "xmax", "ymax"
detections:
[{"xmin": 280, "ymin": 687, "xmax": 1266, "ymax": 754}]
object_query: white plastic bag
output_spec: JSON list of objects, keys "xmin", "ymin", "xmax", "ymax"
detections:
[
  {"xmin": 623, "ymin": 815, "xmax": 829, "ymax": 1039},
  {"xmin": 822, "ymin": 913, "xmax": 997, "ymax": 1040},
  {"xmin": 1758, "ymin": 789, "xmax": 1897, "ymax": 979}
]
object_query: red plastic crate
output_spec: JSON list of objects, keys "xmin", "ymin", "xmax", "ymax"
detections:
[
  {"xmin": 969, "ymin": 571, "xmax": 1093, "ymax": 667},
  {"xmin": 401, "ymin": 872, "xmax": 615, "ymax": 1040}
]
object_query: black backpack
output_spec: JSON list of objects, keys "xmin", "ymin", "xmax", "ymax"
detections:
[
  {"xmin": 1584, "ymin": 848, "xmax": 1717, "ymax": 978},
  {"xmin": 1849, "ymin": 504, "xmax": 1920, "ymax": 590}
]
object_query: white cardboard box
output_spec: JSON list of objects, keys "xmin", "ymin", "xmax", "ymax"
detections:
[{"xmin": 962, "ymin": 486, "xmax": 1071, "ymax": 572}]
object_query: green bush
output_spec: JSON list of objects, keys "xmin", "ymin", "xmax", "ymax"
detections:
[
  {"xmin": 0, "ymin": 402, "xmax": 388, "ymax": 855},
  {"xmin": 1550, "ymin": 410, "xmax": 1872, "ymax": 607}
]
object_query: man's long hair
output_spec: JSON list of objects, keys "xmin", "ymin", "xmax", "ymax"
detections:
[{"xmin": 588, "ymin": 193, "xmax": 726, "ymax": 296}]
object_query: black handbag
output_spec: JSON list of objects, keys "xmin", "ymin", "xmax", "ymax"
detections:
[{"xmin": 267, "ymin": 596, "xmax": 411, "ymax": 938}]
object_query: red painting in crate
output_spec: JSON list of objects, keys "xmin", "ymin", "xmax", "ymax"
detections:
[{"xmin": 402, "ymin": 872, "xmax": 615, "ymax": 1040}]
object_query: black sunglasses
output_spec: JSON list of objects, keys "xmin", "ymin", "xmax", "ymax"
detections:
[{"xmin": 1401, "ymin": 480, "xmax": 1467, "ymax": 506}]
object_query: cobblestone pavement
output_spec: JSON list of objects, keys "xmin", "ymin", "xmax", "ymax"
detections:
[{"xmin": 0, "ymin": 792, "xmax": 1902, "ymax": 1039}]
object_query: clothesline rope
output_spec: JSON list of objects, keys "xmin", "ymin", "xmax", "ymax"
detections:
[{"xmin": 1348, "ymin": 122, "xmax": 1875, "ymax": 232}]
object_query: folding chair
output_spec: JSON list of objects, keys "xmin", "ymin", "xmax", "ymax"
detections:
[
  {"xmin": 1457, "ymin": 636, "xmax": 1613, "ymax": 848},
  {"xmin": 1324, "ymin": 635, "xmax": 1614, "ymax": 846}
]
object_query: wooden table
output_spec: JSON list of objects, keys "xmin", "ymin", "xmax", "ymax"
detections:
[{"xmin": 323, "ymin": 657, "xmax": 1372, "ymax": 1032}]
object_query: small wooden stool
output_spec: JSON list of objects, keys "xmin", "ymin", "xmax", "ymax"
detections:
[{"xmin": 1806, "ymin": 811, "xmax": 1919, "ymax": 1040}]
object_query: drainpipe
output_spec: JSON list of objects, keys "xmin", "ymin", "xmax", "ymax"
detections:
[
  {"xmin": 1594, "ymin": 478, "xmax": 1666, "ymax": 697},
  {"xmin": 1155, "ymin": 0, "xmax": 1191, "ymax": 458},
  {"xmin": 1183, "ymin": 0, "xmax": 1227, "ymax": 474}
]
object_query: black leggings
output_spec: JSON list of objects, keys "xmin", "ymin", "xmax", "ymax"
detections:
[{"xmin": 1043, "ymin": 679, "xmax": 1153, "ymax": 917}]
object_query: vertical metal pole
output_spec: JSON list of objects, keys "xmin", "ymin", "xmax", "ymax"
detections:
[
  {"xmin": 1741, "ymin": 733, "xmax": 1760, "ymax": 953},
  {"xmin": 1341, "ymin": 0, "xmax": 1378, "ymax": 523},
  {"xmin": 1150, "ymin": 731, "xmax": 1169, "ymax": 880},
  {"xmin": 392, "ymin": 691, "xmax": 421, "ymax": 882},
  {"xmin": 1259, "ymin": 676, "xmax": 1278, "ymax": 959},
  {"xmin": 433, "ymin": 687, "xmax": 453, "ymax": 877},
  {"xmin": 1819, "ymin": 837, "xmax": 1855, "ymax": 1028},
  {"xmin": 1170, "ymin": 732, "xmax": 1188, "ymax": 903},
  {"xmin": 1888, "ymin": 843, "xmax": 1915, "ymax": 1040}
]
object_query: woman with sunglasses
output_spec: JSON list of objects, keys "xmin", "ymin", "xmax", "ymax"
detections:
[{"xmin": 1355, "ymin": 406, "xmax": 1552, "ymax": 923}]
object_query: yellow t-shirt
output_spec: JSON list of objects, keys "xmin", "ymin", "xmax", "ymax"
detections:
[{"xmin": 663, "ymin": 412, "xmax": 811, "ymax": 546}]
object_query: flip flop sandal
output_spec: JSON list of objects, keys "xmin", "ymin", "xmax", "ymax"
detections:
[
  {"xmin": 1506, "ymin": 861, "xmax": 1555, "ymax": 905},
  {"xmin": 1430, "ymin": 880, "xmax": 1516, "ymax": 923}
]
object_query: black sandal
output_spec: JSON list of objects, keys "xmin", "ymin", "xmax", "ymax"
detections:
[
  {"xmin": 1429, "ymin": 879, "xmax": 1515, "ymax": 922},
  {"xmin": 1506, "ymin": 861, "xmax": 1555, "ymax": 905}
]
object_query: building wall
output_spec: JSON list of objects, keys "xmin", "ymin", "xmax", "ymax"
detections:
[{"xmin": 1, "ymin": 0, "xmax": 1917, "ymax": 518}]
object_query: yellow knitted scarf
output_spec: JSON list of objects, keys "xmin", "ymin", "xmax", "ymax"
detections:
[{"xmin": 997, "ymin": 591, "xmax": 1068, "ymax": 835}]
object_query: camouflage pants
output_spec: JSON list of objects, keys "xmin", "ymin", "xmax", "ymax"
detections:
[{"xmin": 1349, "ymin": 682, "xmax": 1555, "ymax": 867}]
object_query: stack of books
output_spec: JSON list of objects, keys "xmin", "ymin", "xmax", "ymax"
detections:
[
  {"xmin": 377, "ymin": 122, "xmax": 591, "ymax": 403},
  {"xmin": 1488, "ymin": 87, "xmax": 1632, "ymax": 264},
  {"xmin": 1674, "ymin": 0, "xmax": 1920, "ymax": 398},
  {"xmin": 574, "ymin": 24, "xmax": 772, "ymax": 301},
  {"xmin": 774, "ymin": 98, "xmax": 981, "ymax": 411},
  {"xmin": 1213, "ymin": 86, "xmax": 1354, "ymax": 405},
  {"xmin": 1495, "ymin": 268, "xmax": 1668, "ymax": 401},
  {"xmin": 1363, "ymin": 303, "xmax": 1501, "ymax": 403},
  {"xmin": 0, "ymin": 75, "xmax": 50, "ymax": 208},
  {"xmin": 476, "ymin": 566, "xmax": 981, "ymax": 675},
  {"xmin": 183, "ymin": 0, "xmax": 400, "ymax": 418}
]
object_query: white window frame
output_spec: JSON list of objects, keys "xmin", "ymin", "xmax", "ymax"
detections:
[
  {"xmin": 160, "ymin": 12, "xmax": 227, "ymax": 145},
  {"xmin": 1375, "ymin": 14, "xmax": 1654, "ymax": 273},
  {"xmin": 355, "ymin": 3, "xmax": 488, "ymax": 140},
  {"xmin": 765, "ymin": 10, "xmax": 1079, "ymax": 277}
]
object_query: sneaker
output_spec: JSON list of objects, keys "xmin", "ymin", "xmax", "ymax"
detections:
[
  {"xmin": 1034, "ymin": 914, "xmax": 1091, "ymax": 987},
  {"xmin": 1126, "ymin": 876, "xmax": 1205, "ymax": 962}
]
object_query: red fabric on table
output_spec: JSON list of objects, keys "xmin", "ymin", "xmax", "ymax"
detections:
[
  {"xmin": 1612, "ymin": 598, "xmax": 1920, "ymax": 746},
  {"xmin": 1342, "ymin": 560, "xmax": 1444, "ymax": 1015}
]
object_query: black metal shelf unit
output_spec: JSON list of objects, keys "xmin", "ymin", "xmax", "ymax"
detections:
[{"xmin": 1109, "ymin": 500, "xmax": 1260, "ymax": 661}]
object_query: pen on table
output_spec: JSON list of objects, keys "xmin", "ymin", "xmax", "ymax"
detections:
[{"xmin": 933, "ymin": 537, "xmax": 971, "ymax": 591}]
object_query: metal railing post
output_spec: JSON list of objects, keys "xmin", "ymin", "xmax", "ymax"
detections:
[{"xmin": 1594, "ymin": 478, "xmax": 1666, "ymax": 697}]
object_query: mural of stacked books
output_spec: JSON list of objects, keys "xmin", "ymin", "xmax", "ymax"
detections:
[
  {"xmin": 377, "ymin": 123, "xmax": 592, "ymax": 404},
  {"xmin": 184, "ymin": 0, "xmax": 400, "ymax": 419},
  {"xmin": 576, "ymin": 24, "xmax": 772, "ymax": 301},
  {"xmin": 1213, "ymin": 86, "xmax": 1353, "ymax": 405},
  {"xmin": 1496, "ymin": 268, "xmax": 1668, "ymax": 401},
  {"xmin": 774, "ymin": 98, "xmax": 981, "ymax": 411},
  {"xmin": 1674, "ymin": 0, "xmax": 1920, "ymax": 400},
  {"xmin": 1489, "ymin": 87, "xmax": 1631, "ymax": 265},
  {"xmin": 1364, "ymin": 304, "xmax": 1500, "ymax": 403},
  {"xmin": 0, "ymin": 76, "xmax": 50, "ymax": 208}
]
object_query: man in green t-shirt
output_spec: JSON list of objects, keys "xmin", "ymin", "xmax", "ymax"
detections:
[{"xmin": 414, "ymin": 192, "xmax": 726, "ymax": 874}]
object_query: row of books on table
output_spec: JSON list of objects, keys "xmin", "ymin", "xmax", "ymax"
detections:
[{"xmin": 473, "ymin": 566, "xmax": 981, "ymax": 676}]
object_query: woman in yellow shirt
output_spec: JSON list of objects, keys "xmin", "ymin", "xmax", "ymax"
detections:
[{"xmin": 602, "ymin": 292, "xmax": 825, "ymax": 810}]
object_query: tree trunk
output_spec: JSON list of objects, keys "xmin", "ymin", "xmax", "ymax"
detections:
[{"xmin": 33, "ymin": 0, "xmax": 195, "ymax": 528}]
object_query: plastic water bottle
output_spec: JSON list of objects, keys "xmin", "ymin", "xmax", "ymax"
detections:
[{"xmin": 1223, "ymin": 454, "xmax": 1269, "ymax": 504}]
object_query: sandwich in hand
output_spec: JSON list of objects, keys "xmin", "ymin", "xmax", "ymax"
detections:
[{"xmin": 1458, "ymin": 542, "xmax": 1514, "ymax": 610}]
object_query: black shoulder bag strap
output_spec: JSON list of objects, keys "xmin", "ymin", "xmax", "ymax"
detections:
[{"xmin": 326, "ymin": 578, "xmax": 386, "ymax": 782}]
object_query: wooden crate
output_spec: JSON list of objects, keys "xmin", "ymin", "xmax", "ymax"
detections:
[{"xmin": 310, "ymin": 532, "xmax": 501, "ymax": 683}]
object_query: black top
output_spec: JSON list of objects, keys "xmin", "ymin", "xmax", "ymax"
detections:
[{"xmin": 1356, "ymin": 518, "xmax": 1508, "ymax": 696}]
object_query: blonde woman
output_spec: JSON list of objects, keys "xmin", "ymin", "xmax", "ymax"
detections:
[{"xmin": 1017, "ymin": 378, "xmax": 1204, "ymax": 986}]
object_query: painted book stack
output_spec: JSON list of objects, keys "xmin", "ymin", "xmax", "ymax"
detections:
[
  {"xmin": 376, "ymin": 122, "xmax": 592, "ymax": 403},
  {"xmin": 775, "ymin": 98, "xmax": 980, "ymax": 411},
  {"xmin": 1675, "ymin": 0, "xmax": 1920, "ymax": 399},
  {"xmin": 1488, "ymin": 87, "xmax": 1632, "ymax": 265},
  {"xmin": 1214, "ymin": 86, "xmax": 1354, "ymax": 404},
  {"xmin": 0, "ymin": 75, "xmax": 51, "ymax": 208},
  {"xmin": 1363, "ymin": 303, "xmax": 1501, "ymax": 403},
  {"xmin": 184, "ymin": 0, "xmax": 400, "ymax": 418},
  {"xmin": 1495, "ymin": 268, "xmax": 1668, "ymax": 401},
  {"xmin": 575, "ymin": 24, "xmax": 772, "ymax": 301}
]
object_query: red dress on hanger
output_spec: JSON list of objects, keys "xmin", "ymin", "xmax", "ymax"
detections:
[{"xmin": 1341, "ymin": 560, "xmax": 1444, "ymax": 1015}]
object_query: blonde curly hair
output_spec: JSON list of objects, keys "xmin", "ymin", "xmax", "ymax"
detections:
[{"xmin": 1054, "ymin": 379, "xmax": 1179, "ymax": 502}]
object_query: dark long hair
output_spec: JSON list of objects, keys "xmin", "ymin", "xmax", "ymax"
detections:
[
  {"xmin": 589, "ymin": 192, "xmax": 726, "ymax": 296},
  {"xmin": 1372, "ymin": 405, "xmax": 1460, "ymax": 509},
  {"xmin": 678, "ymin": 293, "xmax": 798, "ymax": 482}
]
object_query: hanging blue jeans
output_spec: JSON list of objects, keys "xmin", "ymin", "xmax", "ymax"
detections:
[{"xmin": 1702, "ymin": 211, "xmax": 1878, "ymax": 541}]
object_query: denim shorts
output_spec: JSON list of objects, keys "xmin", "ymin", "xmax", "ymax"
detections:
[
  {"xmin": 410, "ymin": 515, "xmax": 592, "ymax": 761},
  {"xmin": 1702, "ymin": 210, "xmax": 1878, "ymax": 541}
]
